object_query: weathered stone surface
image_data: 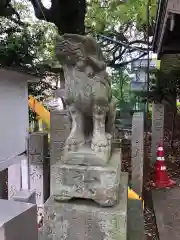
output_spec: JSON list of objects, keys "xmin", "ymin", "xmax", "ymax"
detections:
[
  {"xmin": 29, "ymin": 132, "xmax": 48, "ymax": 156},
  {"xmin": 29, "ymin": 154, "xmax": 44, "ymax": 164},
  {"xmin": 50, "ymin": 110, "xmax": 71, "ymax": 131},
  {"xmin": 50, "ymin": 142, "xmax": 64, "ymax": 165},
  {"xmin": 38, "ymin": 229, "xmax": 47, "ymax": 240},
  {"xmin": 41, "ymin": 172, "xmax": 128, "ymax": 240},
  {"xmin": 152, "ymin": 103, "xmax": 164, "ymax": 163},
  {"xmin": 62, "ymin": 142, "xmax": 112, "ymax": 166},
  {"xmin": 29, "ymin": 132, "xmax": 50, "ymax": 207},
  {"xmin": 51, "ymin": 129, "xmax": 70, "ymax": 142},
  {"xmin": 131, "ymin": 112, "xmax": 144, "ymax": 198},
  {"xmin": 51, "ymin": 149, "xmax": 121, "ymax": 207},
  {"xmin": 0, "ymin": 199, "xmax": 38, "ymax": 240},
  {"xmin": 30, "ymin": 162, "xmax": 50, "ymax": 206},
  {"xmin": 50, "ymin": 110, "xmax": 71, "ymax": 167},
  {"xmin": 55, "ymin": 34, "xmax": 116, "ymax": 164},
  {"xmin": 12, "ymin": 189, "xmax": 36, "ymax": 204}
]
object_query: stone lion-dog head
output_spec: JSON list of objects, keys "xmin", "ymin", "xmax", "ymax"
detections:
[{"xmin": 55, "ymin": 34, "xmax": 107, "ymax": 78}]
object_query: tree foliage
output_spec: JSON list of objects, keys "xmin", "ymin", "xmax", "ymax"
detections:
[
  {"xmin": 137, "ymin": 69, "xmax": 180, "ymax": 107},
  {"xmin": 0, "ymin": 1, "xmax": 57, "ymax": 93},
  {"xmin": 0, "ymin": 0, "xmax": 158, "ymax": 69},
  {"xmin": 0, "ymin": 0, "xmax": 86, "ymax": 34},
  {"xmin": 86, "ymin": 0, "xmax": 157, "ymax": 68},
  {"xmin": 111, "ymin": 68, "xmax": 138, "ymax": 112},
  {"xmin": 111, "ymin": 69, "xmax": 131, "ymax": 106},
  {"xmin": 86, "ymin": 0, "xmax": 157, "ymax": 33},
  {"xmin": 0, "ymin": 1, "xmax": 59, "ymax": 122}
]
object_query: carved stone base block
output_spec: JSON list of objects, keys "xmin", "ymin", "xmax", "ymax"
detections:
[
  {"xmin": 51, "ymin": 149, "xmax": 121, "ymax": 207},
  {"xmin": 62, "ymin": 143, "xmax": 111, "ymax": 166},
  {"xmin": 0, "ymin": 199, "xmax": 38, "ymax": 240},
  {"xmin": 41, "ymin": 173, "xmax": 127, "ymax": 240}
]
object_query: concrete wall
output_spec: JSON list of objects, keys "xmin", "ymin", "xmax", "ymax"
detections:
[{"xmin": 0, "ymin": 77, "xmax": 28, "ymax": 170}]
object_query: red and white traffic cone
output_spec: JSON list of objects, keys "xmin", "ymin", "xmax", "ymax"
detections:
[{"xmin": 152, "ymin": 144, "xmax": 176, "ymax": 188}]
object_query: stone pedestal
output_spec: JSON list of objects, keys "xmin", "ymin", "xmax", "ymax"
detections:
[
  {"xmin": 41, "ymin": 173, "xmax": 128, "ymax": 240},
  {"xmin": 152, "ymin": 103, "xmax": 164, "ymax": 163},
  {"xmin": 29, "ymin": 132, "xmax": 50, "ymax": 206},
  {"xmin": 0, "ymin": 199, "xmax": 38, "ymax": 240},
  {"xmin": 51, "ymin": 149, "xmax": 121, "ymax": 207},
  {"xmin": 50, "ymin": 110, "xmax": 71, "ymax": 166},
  {"xmin": 43, "ymin": 33, "xmax": 128, "ymax": 240},
  {"xmin": 131, "ymin": 112, "xmax": 144, "ymax": 198},
  {"xmin": 50, "ymin": 110, "xmax": 71, "ymax": 195}
]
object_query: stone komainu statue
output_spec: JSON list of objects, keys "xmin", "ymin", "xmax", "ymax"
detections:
[{"xmin": 55, "ymin": 34, "xmax": 115, "ymax": 158}]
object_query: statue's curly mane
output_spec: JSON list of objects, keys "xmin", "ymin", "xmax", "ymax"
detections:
[
  {"xmin": 55, "ymin": 40, "xmax": 85, "ymax": 64},
  {"xmin": 55, "ymin": 34, "xmax": 106, "ymax": 73}
]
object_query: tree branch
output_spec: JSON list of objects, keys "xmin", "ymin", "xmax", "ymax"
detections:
[
  {"xmin": 108, "ymin": 52, "xmax": 147, "ymax": 68},
  {"xmin": 29, "ymin": 0, "xmax": 86, "ymax": 34},
  {"xmin": 28, "ymin": 0, "xmax": 52, "ymax": 21},
  {"xmin": 98, "ymin": 34, "xmax": 151, "ymax": 52},
  {"xmin": 0, "ymin": 2, "xmax": 26, "ymax": 26}
]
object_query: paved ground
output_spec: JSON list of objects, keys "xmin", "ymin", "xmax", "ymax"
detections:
[{"xmin": 152, "ymin": 186, "xmax": 180, "ymax": 240}]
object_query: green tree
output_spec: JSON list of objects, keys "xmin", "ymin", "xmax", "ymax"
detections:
[
  {"xmin": 0, "ymin": 1, "xmax": 59, "ymax": 123},
  {"xmin": 111, "ymin": 69, "xmax": 131, "ymax": 107},
  {"xmin": 86, "ymin": 0, "xmax": 157, "ymax": 33},
  {"xmin": 0, "ymin": 0, "xmax": 158, "ymax": 69},
  {"xmin": 86, "ymin": 0, "xmax": 157, "ymax": 68},
  {"xmin": 111, "ymin": 68, "xmax": 138, "ymax": 113},
  {"xmin": 0, "ymin": 0, "xmax": 86, "ymax": 34},
  {"xmin": 0, "ymin": 1, "xmax": 57, "ymax": 91}
]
